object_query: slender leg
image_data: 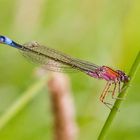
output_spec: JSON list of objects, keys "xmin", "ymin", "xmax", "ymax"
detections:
[
  {"xmin": 118, "ymin": 81, "xmax": 121, "ymax": 93},
  {"xmin": 112, "ymin": 82, "xmax": 117, "ymax": 99},
  {"xmin": 100, "ymin": 82, "xmax": 109, "ymax": 101},
  {"xmin": 112, "ymin": 82, "xmax": 125, "ymax": 100},
  {"xmin": 100, "ymin": 82, "xmax": 113, "ymax": 109}
]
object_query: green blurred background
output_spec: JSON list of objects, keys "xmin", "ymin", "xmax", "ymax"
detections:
[{"xmin": 0, "ymin": 0, "xmax": 140, "ymax": 140}]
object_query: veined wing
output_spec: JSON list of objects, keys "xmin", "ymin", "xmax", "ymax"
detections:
[{"xmin": 20, "ymin": 41, "xmax": 99, "ymax": 73}]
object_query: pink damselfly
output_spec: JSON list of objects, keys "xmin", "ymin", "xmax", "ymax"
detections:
[{"xmin": 0, "ymin": 35, "xmax": 130, "ymax": 109}]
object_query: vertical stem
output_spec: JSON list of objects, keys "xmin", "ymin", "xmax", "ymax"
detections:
[{"xmin": 98, "ymin": 51, "xmax": 140, "ymax": 140}]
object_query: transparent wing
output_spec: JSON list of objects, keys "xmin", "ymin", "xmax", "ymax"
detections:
[
  {"xmin": 20, "ymin": 50, "xmax": 78, "ymax": 73},
  {"xmin": 20, "ymin": 41, "xmax": 99, "ymax": 73}
]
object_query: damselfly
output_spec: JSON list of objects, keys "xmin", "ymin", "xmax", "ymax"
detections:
[{"xmin": 0, "ymin": 35, "xmax": 130, "ymax": 109}]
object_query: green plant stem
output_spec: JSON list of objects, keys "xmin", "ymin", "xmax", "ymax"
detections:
[
  {"xmin": 98, "ymin": 51, "xmax": 140, "ymax": 140},
  {"xmin": 0, "ymin": 75, "xmax": 48, "ymax": 131}
]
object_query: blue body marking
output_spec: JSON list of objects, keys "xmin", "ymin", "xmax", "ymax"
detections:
[{"xmin": 0, "ymin": 35, "xmax": 22, "ymax": 49}]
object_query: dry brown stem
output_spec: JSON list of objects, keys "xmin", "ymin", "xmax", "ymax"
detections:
[{"xmin": 48, "ymin": 73, "xmax": 78, "ymax": 140}]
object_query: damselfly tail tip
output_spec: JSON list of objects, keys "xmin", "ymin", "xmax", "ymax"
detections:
[
  {"xmin": 0, "ymin": 35, "xmax": 12, "ymax": 45},
  {"xmin": 0, "ymin": 35, "xmax": 22, "ymax": 49}
]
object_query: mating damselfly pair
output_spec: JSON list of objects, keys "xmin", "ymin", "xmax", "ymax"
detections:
[{"xmin": 0, "ymin": 35, "xmax": 130, "ymax": 109}]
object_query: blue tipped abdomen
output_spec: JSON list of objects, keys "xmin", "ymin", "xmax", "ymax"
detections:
[
  {"xmin": 0, "ymin": 35, "xmax": 22, "ymax": 49},
  {"xmin": 0, "ymin": 35, "xmax": 13, "ymax": 45}
]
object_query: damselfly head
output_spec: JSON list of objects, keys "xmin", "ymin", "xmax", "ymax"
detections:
[
  {"xmin": 0, "ymin": 35, "xmax": 12, "ymax": 45},
  {"xmin": 116, "ymin": 70, "xmax": 130, "ymax": 83}
]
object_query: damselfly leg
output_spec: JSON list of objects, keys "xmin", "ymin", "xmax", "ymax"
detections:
[
  {"xmin": 112, "ymin": 81, "xmax": 125, "ymax": 100},
  {"xmin": 100, "ymin": 81, "xmax": 113, "ymax": 109},
  {"xmin": 100, "ymin": 81, "xmax": 125, "ymax": 109}
]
